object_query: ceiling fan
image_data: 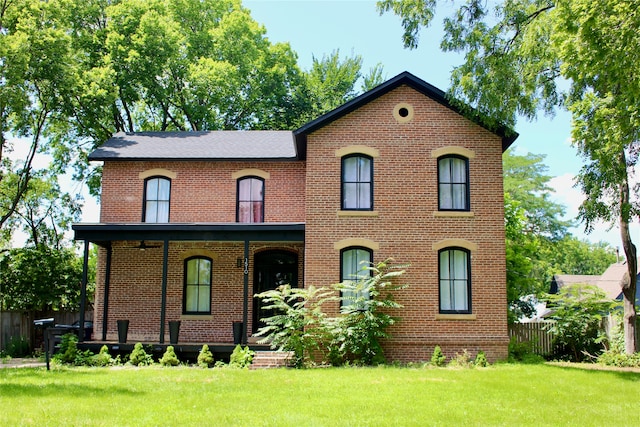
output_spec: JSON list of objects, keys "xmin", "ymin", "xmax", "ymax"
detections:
[{"xmin": 135, "ymin": 240, "xmax": 162, "ymax": 251}]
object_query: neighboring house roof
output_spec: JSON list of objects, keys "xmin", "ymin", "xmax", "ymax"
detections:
[
  {"xmin": 549, "ymin": 274, "xmax": 601, "ymax": 295},
  {"xmin": 89, "ymin": 130, "xmax": 297, "ymax": 161},
  {"xmin": 89, "ymin": 71, "xmax": 519, "ymax": 162},
  {"xmin": 293, "ymin": 71, "xmax": 519, "ymax": 159}
]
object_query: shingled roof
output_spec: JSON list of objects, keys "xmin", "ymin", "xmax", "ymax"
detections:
[{"xmin": 89, "ymin": 130, "xmax": 297, "ymax": 161}]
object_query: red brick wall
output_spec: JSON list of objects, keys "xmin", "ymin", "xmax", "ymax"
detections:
[
  {"xmin": 304, "ymin": 85, "xmax": 508, "ymax": 362},
  {"xmin": 100, "ymin": 161, "xmax": 305, "ymax": 223}
]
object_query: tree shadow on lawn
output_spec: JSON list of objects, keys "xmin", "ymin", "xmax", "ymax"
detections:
[
  {"xmin": 0, "ymin": 369, "xmax": 139, "ymax": 398},
  {"xmin": 546, "ymin": 361, "xmax": 640, "ymax": 382}
]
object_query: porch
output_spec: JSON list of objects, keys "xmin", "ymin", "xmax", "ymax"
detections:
[{"xmin": 72, "ymin": 222, "xmax": 305, "ymax": 349}]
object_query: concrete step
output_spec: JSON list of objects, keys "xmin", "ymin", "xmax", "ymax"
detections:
[{"xmin": 250, "ymin": 351, "xmax": 294, "ymax": 369}]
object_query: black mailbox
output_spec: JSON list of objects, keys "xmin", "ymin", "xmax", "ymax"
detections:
[{"xmin": 33, "ymin": 318, "xmax": 55, "ymax": 327}]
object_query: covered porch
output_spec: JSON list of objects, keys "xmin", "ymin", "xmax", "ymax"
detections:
[{"xmin": 72, "ymin": 222, "xmax": 305, "ymax": 348}]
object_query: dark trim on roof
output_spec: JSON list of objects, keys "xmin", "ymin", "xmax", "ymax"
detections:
[
  {"xmin": 73, "ymin": 223, "xmax": 305, "ymax": 247},
  {"xmin": 293, "ymin": 71, "xmax": 518, "ymax": 155}
]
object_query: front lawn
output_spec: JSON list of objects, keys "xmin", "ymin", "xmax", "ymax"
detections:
[{"xmin": 1, "ymin": 363, "xmax": 638, "ymax": 426}]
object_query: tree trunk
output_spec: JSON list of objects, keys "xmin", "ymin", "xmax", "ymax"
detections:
[{"xmin": 619, "ymin": 166, "xmax": 637, "ymax": 354}]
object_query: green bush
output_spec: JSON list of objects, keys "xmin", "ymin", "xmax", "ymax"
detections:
[
  {"xmin": 448, "ymin": 350, "xmax": 474, "ymax": 368},
  {"xmin": 543, "ymin": 284, "xmax": 619, "ymax": 362},
  {"xmin": 128, "ymin": 343, "xmax": 154, "ymax": 366},
  {"xmin": 159, "ymin": 346, "xmax": 180, "ymax": 366},
  {"xmin": 430, "ymin": 345, "xmax": 447, "ymax": 367},
  {"xmin": 229, "ymin": 345, "xmax": 254, "ymax": 369},
  {"xmin": 54, "ymin": 333, "xmax": 79, "ymax": 364},
  {"xmin": 5, "ymin": 336, "xmax": 30, "ymax": 358},
  {"xmin": 329, "ymin": 259, "xmax": 409, "ymax": 365},
  {"xmin": 197, "ymin": 345, "xmax": 214, "ymax": 368},
  {"xmin": 474, "ymin": 351, "xmax": 488, "ymax": 367},
  {"xmin": 91, "ymin": 345, "xmax": 118, "ymax": 367}
]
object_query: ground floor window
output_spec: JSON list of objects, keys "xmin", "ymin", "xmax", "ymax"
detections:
[
  {"xmin": 183, "ymin": 257, "xmax": 212, "ymax": 314},
  {"xmin": 439, "ymin": 248, "xmax": 471, "ymax": 313}
]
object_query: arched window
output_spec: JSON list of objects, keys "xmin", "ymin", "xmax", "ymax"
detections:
[
  {"xmin": 341, "ymin": 154, "xmax": 373, "ymax": 210},
  {"xmin": 340, "ymin": 247, "xmax": 373, "ymax": 308},
  {"xmin": 143, "ymin": 177, "xmax": 171, "ymax": 222},
  {"xmin": 439, "ymin": 248, "xmax": 471, "ymax": 313},
  {"xmin": 183, "ymin": 257, "xmax": 212, "ymax": 314},
  {"xmin": 438, "ymin": 155, "xmax": 469, "ymax": 211},
  {"xmin": 237, "ymin": 177, "xmax": 264, "ymax": 223}
]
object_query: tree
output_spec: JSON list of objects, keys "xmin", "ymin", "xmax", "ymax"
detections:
[
  {"xmin": 0, "ymin": 246, "xmax": 89, "ymax": 311},
  {"xmin": 378, "ymin": 0, "xmax": 640, "ymax": 353}
]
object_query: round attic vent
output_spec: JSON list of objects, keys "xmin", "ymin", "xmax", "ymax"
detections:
[{"xmin": 393, "ymin": 102, "xmax": 414, "ymax": 123}]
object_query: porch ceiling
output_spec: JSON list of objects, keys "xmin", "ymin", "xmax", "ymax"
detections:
[{"xmin": 72, "ymin": 222, "xmax": 305, "ymax": 247}]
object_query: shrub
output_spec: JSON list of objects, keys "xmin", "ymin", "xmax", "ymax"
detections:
[
  {"xmin": 54, "ymin": 333, "xmax": 79, "ymax": 364},
  {"xmin": 197, "ymin": 344, "xmax": 214, "ymax": 368},
  {"xmin": 329, "ymin": 259, "xmax": 408, "ymax": 365},
  {"xmin": 255, "ymin": 284, "xmax": 333, "ymax": 367},
  {"xmin": 5, "ymin": 336, "xmax": 30, "ymax": 358},
  {"xmin": 430, "ymin": 345, "xmax": 447, "ymax": 367},
  {"xmin": 159, "ymin": 346, "xmax": 180, "ymax": 366},
  {"xmin": 448, "ymin": 350, "xmax": 474, "ymax": 368},
  {"xmin": 129, "ymin": 343, "xmax": 154, "ymax": 366},
  {"xmin": 229, "ymin": 345, "xmax": 254, "ymax": 369},
  {"xmin": 474, "ymin": 351, "xmax": 488, "ymax": 367},
  {"xmin": 90, "ymin": 345, "xmax": 117, "ymax": 367}
]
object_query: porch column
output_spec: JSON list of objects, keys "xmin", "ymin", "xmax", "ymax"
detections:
[
  {"xmin": 78, "ymin": 240, "xmax": 90, "ymax": 342},
  {"xmin": 159, "ymin": 239, "xmax": 169, "ymax": 343},
  {"xmin": 242, "ymin": 240, "xmax": 249, "ymax": 345},
  {"xmin": 101, "ymin": 246, "xmax": 112, "ymax": 341}
]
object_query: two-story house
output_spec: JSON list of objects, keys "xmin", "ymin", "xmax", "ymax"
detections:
[{"xmin": 73, "ymin": 71, "xmax": 517, "ymax": 362}]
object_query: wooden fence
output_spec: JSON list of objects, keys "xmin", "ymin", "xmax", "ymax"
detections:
[
  {"xmin": 508, "ymin": 322, "xmax": 556, "ymax": 356},
  {"xmin": 0, "ymin": 311, "xmax": 92, "ymax": 353}
]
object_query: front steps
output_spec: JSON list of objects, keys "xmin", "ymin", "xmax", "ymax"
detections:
[{"xmin": 250, "ymin": 351, "xmax": 294, "ymax": 369}]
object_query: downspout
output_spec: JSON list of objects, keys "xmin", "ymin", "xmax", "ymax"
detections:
[
  {"xmin": 101, "ymin": 246, "xmax": 112, "ymax": 341},
  {"xmin": 78, "ymin": 240, "xmax": 90, "ymax": 342},
  {"xmin": 159, "ymin": 239, "xmax": 169, "ymax": 343}
]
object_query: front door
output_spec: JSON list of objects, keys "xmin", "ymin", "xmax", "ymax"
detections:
[{"xmin": 253, "ymin": 250, "xmax": 298, "ymax": 334}]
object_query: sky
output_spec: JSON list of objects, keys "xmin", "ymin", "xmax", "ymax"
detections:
[{"xmin": 241, "ymin": 0, "xmax": 634, "ymax": 250}]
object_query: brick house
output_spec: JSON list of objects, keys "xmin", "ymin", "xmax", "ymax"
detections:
[{"xmin": 73, "ymin": 71, "xmax": 517, "ymax": 362}]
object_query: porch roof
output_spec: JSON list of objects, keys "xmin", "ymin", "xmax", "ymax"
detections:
[{"xmin": 72, "ymin": 222, "xmax": 305, "ymax": 247}]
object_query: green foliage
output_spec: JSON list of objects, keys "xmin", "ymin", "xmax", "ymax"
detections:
[
  {"xmin": 53, "ymin": 333, "xmax": 82, "ymax": 365},
  {"xmin": 229, "ymin": 345, "xmax": 254, "ymax": 369},
  {"xmin": 128, "ymin": 343, "xmax": 154, "ymax": 366},
  {"xmin": 159, "ymin": 346, "xmax": 180, "ymax": 367},
  {"xmin": 329, "ymin": 259, "xmax": 408, "ymax": 365},
  {"xmin": 543, "ymin": 285, "xmax": 620, "ymax": 362},
  {"xmin": 448, "ymin": 350, "xmax": 473, "ymax": 368},
  {"xmin": 90, "ymin": 345, "xmax": 118, "ymax": 367},
  {"xmin": 474, "ymin": 351, "xmax": 488, "ymax": 367},
  {"xmin": 197, "ymin": 344, "xmax": 214, "ymax": 368},
  {"xmin": 0, "ymin": 246, "xmax": 91, "ymax": 311},
  {"xmin": 430, "ymin": 345, "xmax": 446, "ymax": 367},
  {"xmin": 4, "ymin": 336, "xmax": 30, "ymax": 358},
  {"xmin": 507, "ymin": 337, "xmax": 544, "ymax": 364},
  {"xmin": 256, "ymin": 258, "xmax": 408, "ymax": 367},
  {"xmin": 255, "ymin": 284, "xmax": 334, "ymax": 367}
]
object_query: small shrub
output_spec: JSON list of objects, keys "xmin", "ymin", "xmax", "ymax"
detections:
[
  {"xmin": 54, "ymin": 333, "xmax": 79, "ymax": 364},
  {"xmin": 91, "ymin": 345, "xmax": 117, "ymax": 367},
  {"xmin": 430, "ymin": 345, "xmax": 447, "ymax": 367},
  {"xmin": 160, "ymin": 346, "xmax": 180, "ymax": 366},
  {"xmin": 474, "ymin": 351, "xmax": 488, "ymax": 367},
  {"xmin": 448, "ymin": 350, "xmax": 473, "ymax": 368},
  {"xmin": 197, "ymin": 345, "xmax": 214, "ymax": 368},
  {"xmin": 229, "ymin": 345, "xmax": 254, "ymax": 369},
  {"xmin": 129, "ymin": 342, "xmax": 154, "ymax": 366},
  {"xmin": 5, "ymin": 336, "xmax": 30, "ymax": 358}
]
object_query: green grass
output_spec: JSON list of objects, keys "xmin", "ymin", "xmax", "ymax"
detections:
[{"xmin": 1, "ymin": 363, "xmax": 639, "ymax": 426}]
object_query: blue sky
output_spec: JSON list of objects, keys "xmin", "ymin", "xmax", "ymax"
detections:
[{"xmin": 244, "ymin": 0, "xmax": 631, "ymax": 249}]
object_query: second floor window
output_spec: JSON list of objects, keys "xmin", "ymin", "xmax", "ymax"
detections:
[
  {"xmin": 144, "ymin": 177, "xmax": 170, "ymax": 222},
  {"xmin": 237, "ymin": 177, "xmax": 264, "ymax": 223},
  {"xmin": 438, "ymin": 155, "xmax": 469, "ymax": 211},
  {"xmin": 342, "ymin": 155, "xmax": 373, "ymax": 210}
]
